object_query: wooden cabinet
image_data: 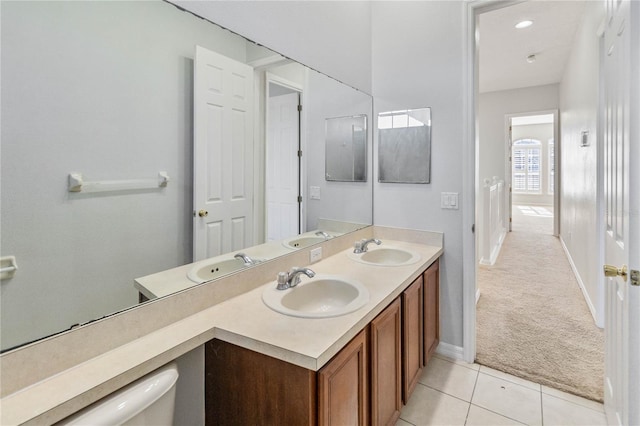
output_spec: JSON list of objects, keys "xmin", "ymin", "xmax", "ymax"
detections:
[
  {"xmin": 402, "ymin": 275, "xmax": 424, "ymax": 403},
  {"xmin": 370, "ymin": 298, "xmax": 401, "ymax": 426},
  {"xmin": 205, "ymin": 339, "xmax": 317, "ymax": 425},
  {"xmin": 318, "ymin": 329, "xmax": 368, "ymax": 426},
  {"xmin": 424, "ymin": 259, "xmax": 440, "ymax": 364},
  {"xmin": 204, "ymin": 257, "xmax": 441, "ymax": 425}
]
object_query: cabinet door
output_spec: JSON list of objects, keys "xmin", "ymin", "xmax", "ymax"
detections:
[
  {"xmin": 205, "ymin": 339, "xmax": 316, "ymax": 425},
  {"xmin": 370, "ymin": 298, "xmax": 402, "ymax": 426},
  {"xmin": 318, "ymin": 329, "xmax": 368, "ymax": 426},
  {"xmin": 402, "ymin": 276, "xmax": 424, "ymax": 403},
  {"xmin": 424, "ymin": 259, "xmax": 440, "ymax": 364}
]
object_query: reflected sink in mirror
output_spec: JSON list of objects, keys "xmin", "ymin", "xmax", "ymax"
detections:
[
  {"xmin": 281, "ymin": 231, "xmax": 339, "ymax": 250},
  {"xmin": 282, "ymin": 236, "xmax": 325, "ymax": 250},
  {"xmin": 262, "ymin": 275, "xmax": 370, "ymax": 318},
  {"xmin": 348, "ymin": 246, "xmax": 421, "ymax": 266},
  {"xmin": 187, "ymin": 257, "xmax": 262, "ymax": 284}
]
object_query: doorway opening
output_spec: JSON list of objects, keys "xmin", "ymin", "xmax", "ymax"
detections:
[
  {"xmin": 471, "ymin": 1, "xmax": 604, "ymax": 404},
  {"xmin": 508, "ymin": 112, "xmax": 558, "ymax": 236}
]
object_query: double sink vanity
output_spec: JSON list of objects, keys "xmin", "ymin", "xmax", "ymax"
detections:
[
  {"xmin": 0, "ymin": 226, "xmax": 442, "ymax": 425},
  {"xmin": 206, "ymin": 237, "xmax": 441, "ymax": 425}
]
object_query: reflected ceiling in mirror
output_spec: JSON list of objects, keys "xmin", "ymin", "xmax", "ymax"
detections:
[{"xmin": 0, "ymin": 0, "xmax": 372, "ymax": 352}]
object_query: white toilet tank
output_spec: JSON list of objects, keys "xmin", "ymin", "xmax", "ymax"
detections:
[{"xmin": 57, "ymin": 362, "xmax": 179, "ymax": 426}]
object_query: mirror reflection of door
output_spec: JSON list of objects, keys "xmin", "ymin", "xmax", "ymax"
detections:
[
  {"xmin": 266, "ymin": 78, "xmax": 302, "ymax": 241},
  {"xmin": 193, "ymin": 46, "xmax": 255, "ymax": 262}
]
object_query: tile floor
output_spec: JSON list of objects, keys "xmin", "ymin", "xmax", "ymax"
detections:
[{"xmin": 398, "ymin": 354, "xmax": 607, "ymax": 426}]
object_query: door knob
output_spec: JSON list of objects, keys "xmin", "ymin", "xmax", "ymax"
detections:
[
  {"xmin": 198, "ymin": 209, "xmax": 208, "ymax": 218},
  {"xmin": 603, "ymin": 264, "xmax": 628, "ymax": 282}
]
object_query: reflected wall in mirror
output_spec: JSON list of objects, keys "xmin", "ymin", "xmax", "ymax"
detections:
[
  {"xmin": 0, "ymin": 0, "xmax": 372, "ymax": 352},
  {"xmin": 325, "ymin": 115, "xmax": 368, "ymax": 182},
  {"xmin": 378, "ymin": 108, "xmax": 432, "ymax": 184}
]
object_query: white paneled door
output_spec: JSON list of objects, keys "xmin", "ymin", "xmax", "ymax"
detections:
[
  {"xmin": 266, "ymin": 91, "xmax": 300, "ymax": 241},
  {"xmin": 602, "ymin": 1, "xmax": 639, "ymax": 425},
  {"xmin": 193, "ymin": 46, "xmax": 254, "ymax": 261}
]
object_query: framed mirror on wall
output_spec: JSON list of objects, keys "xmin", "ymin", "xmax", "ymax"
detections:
[
  {"xmin": 0, "ymin": 0, "xmax": 373, "ymax": 352},
  {"xmin": 378, "ymin": 108, "xmax": 432, "ymax": 184}
]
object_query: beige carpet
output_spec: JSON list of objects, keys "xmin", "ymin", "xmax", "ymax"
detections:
[{"xmin": 476, "ymin": 205, "xmax": 604, "ymax": 402}]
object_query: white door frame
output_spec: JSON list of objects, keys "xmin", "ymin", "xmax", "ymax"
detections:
[
  {"xmin": 465, "ymin": 6, "xmax": 639, "ymax": 424},
  {"xmin": 264, "ymin": 73, "xmax": 305, "ymax": 238},
  {"xmin": 504, "ymin": 110, "xmax": 559, "ymax": 236},
  {"xmin": 463, "ymin": 0, "xmax": 522, "ymax": 364},
  {"xmin": 462, "ymin": 0, "xmax": 556, "ymax": 365}
]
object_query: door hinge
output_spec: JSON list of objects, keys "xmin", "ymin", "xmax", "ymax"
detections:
[
  {"xmin": 297, "ymin": 195, "xmax": 302, "ymax": 203},
  {"xmin": 631, "ymin": 269, "xmax": 639, "ymax": 286},
  {"xmin": 297, "ymin": 104, "xmax": 302, "ymax": 112},
  {"xmin": 298, "ymin": 150, "xmax": 302, "ymax": 158},
  {"xmin": 471, "ymin": 224, "xmax": 475, "ymax": 233}
]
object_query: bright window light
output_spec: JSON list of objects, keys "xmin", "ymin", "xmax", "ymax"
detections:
[{"xmin": 515, "ymin": 20, "xmax": 533, "ymax": 29}]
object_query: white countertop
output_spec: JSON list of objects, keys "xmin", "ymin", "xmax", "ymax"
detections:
[{"xmin": 208, "ymin": 240, "xmax": 442, "ymax": 370}]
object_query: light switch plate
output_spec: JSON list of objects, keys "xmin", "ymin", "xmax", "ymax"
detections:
[
  {"xmin": 441, "ymin": 192, "xmax": 459, "ymax": 210},
  {"xmin": 310, "ymin": 186, "xmax": 321, "ymax": 200}
]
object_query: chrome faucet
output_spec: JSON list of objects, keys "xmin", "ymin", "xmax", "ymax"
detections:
[
  {"xmin": 276, "ymin": 267, "xmax": 315, "ymax": 290},
  {"xmin": 315, "ymin": 231, "xmax": 331, "ymax": 240},
  {"xmin": 353, "ymin": 238, "xmax": 381, "ymax": 253},
  {"xmin": 234, "ymin": 252, "xmax": 256, "ymax": 265}
]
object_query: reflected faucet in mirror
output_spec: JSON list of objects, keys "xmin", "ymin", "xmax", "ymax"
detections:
[{"xmin": 233, "ymin": 253, "xmax": 259, "ymax": 266}]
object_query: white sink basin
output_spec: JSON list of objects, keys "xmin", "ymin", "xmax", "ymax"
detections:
[
  {"xmin": 262, "ymin": 275, "xmax": 370, "ymax": 318},
  {"xmin": 187, "ymin": 258, "xmax": 250, "ymax": 283},
  {"xmin": 348, "ymin": 246, "xmax": 421, "ymax": 266},
  {"xmin": 282, "ymin": 236, "xmax": 326, "ymax": 250}
]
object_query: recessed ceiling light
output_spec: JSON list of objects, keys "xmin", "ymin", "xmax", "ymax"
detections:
[{"xmin": 515, "ymin": 20, "xmax": 533, "ymax": 29}]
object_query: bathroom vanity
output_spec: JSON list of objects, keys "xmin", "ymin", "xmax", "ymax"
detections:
[
  {"xmin": 204, "ymin": 257, "xmax": 440, "ymax": 425},
  {"xmin": 0, "ymin": 227, "xmax": 442, "ymax": 425}
]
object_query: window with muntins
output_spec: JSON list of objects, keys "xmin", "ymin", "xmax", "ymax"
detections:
[{"xmin": 513, "ymin": 139, "xmax": 541, "ymax": 194}]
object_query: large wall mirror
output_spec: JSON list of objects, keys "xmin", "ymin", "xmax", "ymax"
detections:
[{"xmin": 0, "ymin": 0, "xmax": 373, "ymax": 352}]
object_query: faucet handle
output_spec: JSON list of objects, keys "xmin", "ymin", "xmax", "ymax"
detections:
[
  {"xmin": 276, "ymin": 272, "xmax": 289, "ymax": 290},
  {"xmin": 353, "ymin": 240, "xmax": 364, "ymax": 253}
]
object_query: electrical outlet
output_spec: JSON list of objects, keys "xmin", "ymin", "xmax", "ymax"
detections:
[{"xmin": 310, "ymin": 247, "xmax": 322, "ymax": 263}]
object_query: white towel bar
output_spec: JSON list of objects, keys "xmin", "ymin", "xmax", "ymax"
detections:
[
  {"xmin": 0, "ymin": 256, "xmax": 18, "ymax": 279},
  {"xmin": 0, "ymin": 266, "xmax": 17, "ymax": 274},
  {"xmin": 68, "ymin": 172, "xmax": 169, "ymax": 193}
]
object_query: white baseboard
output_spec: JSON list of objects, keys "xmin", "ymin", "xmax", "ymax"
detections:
[
  {"xmin": 435, "ymin": 341, "xmax": 464, "ymax": 361},
  {"xmin": 475, "ymin": 289, "xmax": 481, "ymax": 304},
  {"xmin": 559, "ymin": 236, "xmax": 602, "ymax": 328},
  {"xmin": 479, "ymin": 228, "xmax": 506, "ymax": 266}
]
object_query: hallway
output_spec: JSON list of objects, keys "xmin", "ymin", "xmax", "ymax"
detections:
[{"xmin": 476, "ymin": 205, "xmax": 604, "ymax": 402}]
